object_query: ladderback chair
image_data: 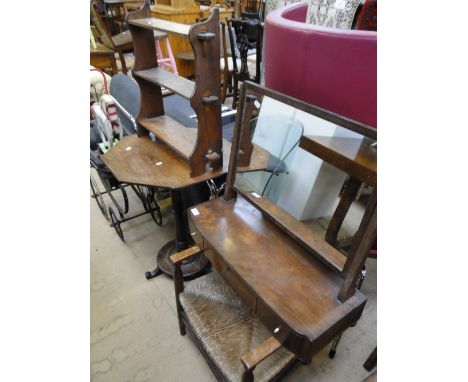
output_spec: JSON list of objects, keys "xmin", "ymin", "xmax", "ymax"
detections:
[
  {"xmin": 226, "ymin": 17, "xmax": 263, "ymax": 108},
  {"xmin": 91, "ymin": 0, "xmax": 133, "ymax": 73}
]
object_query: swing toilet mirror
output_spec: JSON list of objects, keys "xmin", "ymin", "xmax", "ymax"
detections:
[{"xmin": 226, "ymin": 82, "xmax": 377, "ymax": 257}]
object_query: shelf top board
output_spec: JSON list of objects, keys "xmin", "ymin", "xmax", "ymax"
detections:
[
  {"xmin": 133, "ymin": 68, "xmax": 195, "ymax": 100},
  {"xmin": 299, "ymin": 135, "xmax": 377, "ymax": 187},
  {"xmin": 189, "ymin": 195, "xmax": 367, "ymax": 341},
  {"xmin": 128, "ymin": 17, "xmax": 191, "ymax": 36}
]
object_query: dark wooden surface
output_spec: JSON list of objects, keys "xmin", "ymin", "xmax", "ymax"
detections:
[
  {"xmin": 299, "ymin": 135, "xmax": 377, "ymax": 188},
  {"xmin": 325, "ymin": 177, "xmax": 363, "ymax": 246},
  {"xmin": 128, "ymin": 0, "xmax": 164, "ymax": 134},
  {"xmin": 189, "ymin": 195, "xmax": 367, "ymax": 358},
  {"xmin": 224, "ymin": 84, "xmax": 246, "ymax": 201},
  {"xmin": 139, "ymin": 115, "xmax": 198, "ymax": 159},
  {"xmin": 90, "ymin": 42, "xmax": 118, "ymax": 75},
  {"xmin": 128, "ymin": 17, "xmax": 191, "ymax": 36},
  {"xmin": 363, "ymin": 346, "xmax": 377, "ymax": 372},
  {"xmin": 241, "ymin": 336, "xmax": 282, "ymax": 371},
  {"xmin": 128, "ymin": 2, "xmax": 227, "ymax": 178},
  {"xmin": 90, "ymin": 41, "xmax": 115, "ymax": 55},
  {"xmin": 140, "ymin": 114, "xmax": 268, "ymax": 171},
  {"xmin": 239, "ymin": 191, "xmax": 346, "ymax": 273},
  {"xmin": 133, "ymin": 67, "xmax": 195, "ymax": 99},
  {"xmin": 338, "ymin": 188, "xmax": 377, "ymax": 301},
  {"xmin": 187, "ymin": 9, "xmax": 223, "ymax": 177},
  {"xmin": 101, "ymin": 134, "xmax": 268, "ymax": 189},
  {"xmin": 236, "ymin": 94, "xmax": 256, "ymax": 167},
  {"xmin": 111, "ymin": 29, "xmax": 133, "ymax": 46},
  {"xmin": 101, "ymin": 135, "xmax": 224, "ymax": 189}
]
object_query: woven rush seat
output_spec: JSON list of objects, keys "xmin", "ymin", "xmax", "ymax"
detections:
[{"xmin": 180, "ymin": 271, "xmax": 296, "ymax": 382}]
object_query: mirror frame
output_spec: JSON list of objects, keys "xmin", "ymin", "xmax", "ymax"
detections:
[
  {"xmin": 225, "ymin": 81, "xmax": 376, "ymax": 201},
  {"xmin": 223, "ymin": 81, "xmax": 377, "ymax": 281}
]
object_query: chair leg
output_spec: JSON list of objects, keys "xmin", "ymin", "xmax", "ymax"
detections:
[
  {"xmin": 329, "ymin": 266, "xmax": 367, "ymax": 359},
  {"xmin": 221, "ymin": 69, "xmax": 229, "ymax": 103},
  {"xmin": 232, "ymin": 76, "xmax": 239, "ymax": 109},
  {"xmin": 363, "ymin": 347, "xmax": 377, "ymax": 371},
  {"xmin": 174, "ymin": 263, "xmax": 186, "ymax": 336},
  {"xmin": 155, "ymin": 40, "xmax": 164, "ymax": 61},
  {"xmin": 117, "ymin": 48, "xmax": 127, "ymax": 74},
  {"xmin": 164, "ymin": 37, "xmax": 178, "ymax": 75},
  {"xmin": 228, "ymin": 74, "xmax": 233, "ymax": 93},
  {"xmin": 109, "ymin": 54, "xmax": 118, "ymax": 75}
]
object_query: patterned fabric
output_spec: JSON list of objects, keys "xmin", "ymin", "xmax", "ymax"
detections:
[
  {"xmin": 306, "ymin": 0, "xmax": 361, "ymax": 29},
  {"xmin": 90, "ymin": 66, "xmax": 111, "ymax": 103},
  {"xmin": 264, "ymin": 0, "xmax": 361, "ymax": 30},
  {"xmin": 356, "ymin": 0, "xmax": 377, "ymax": 31},
  {"xmin": 264, "ymin": 0, "xmax": 303, "ymax": 18}
]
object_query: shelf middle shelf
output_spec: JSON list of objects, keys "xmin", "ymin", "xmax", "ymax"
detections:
[
  {"xmin": 133, "ymin": 67, "xmax": 195, "ymax": 100},
  {"xmin": 140, "ymin": 115, "xmax": 198, "ymax": 160}
]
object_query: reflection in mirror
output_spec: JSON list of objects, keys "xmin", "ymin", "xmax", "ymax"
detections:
[{"xmin": 233, "ymin": 86, "xmax": 376, "ymax": 255}]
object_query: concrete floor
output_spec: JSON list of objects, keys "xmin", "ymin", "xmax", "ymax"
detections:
[{"xmin": 90, "ymin": 170, "xmax": 376, "ymax": 382}]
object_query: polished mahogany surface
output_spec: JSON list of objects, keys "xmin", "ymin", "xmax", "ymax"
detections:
[
  {"xmin": 102, "ymin": 135, "xmax": 270, "ymax": 189},
  {"xmin": 101, "ymin": 135, "xmax": 224, "ymax": 188},
  {"xmin": 189, "ymin": 195, "xmax": 367, "ymax": 341}
]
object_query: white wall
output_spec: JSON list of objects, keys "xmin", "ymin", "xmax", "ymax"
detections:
[{"xmin": 248, "ymin": 96, "xmax": 363, "ymax": 221}]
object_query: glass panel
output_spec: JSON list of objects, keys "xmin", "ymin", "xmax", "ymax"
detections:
[{"xmin": 233, "ymin": 87, "xmax": 376, "ymax": 249}]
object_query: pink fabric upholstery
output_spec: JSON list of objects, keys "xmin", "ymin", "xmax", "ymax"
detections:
[{"xmin": 264, "ymin": 3, "xmax": 377, "ymax": 128}]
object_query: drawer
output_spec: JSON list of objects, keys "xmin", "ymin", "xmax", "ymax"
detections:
[
  {"xmin": 256, "ymin": 299, "xmax": 304, "ymax": 357},
  {"xmin": 203, "ymin": 246, "xmax": 229, "ymax": 275},
  {"xmin": 202, "ymin": 242, "xmax": 257, "ymax": 313},
  {"xmin": 223, "ymin": 267, "xmax": 257, "ymax": 313}
]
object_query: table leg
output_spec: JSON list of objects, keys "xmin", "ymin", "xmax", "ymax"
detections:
[
  {"xmin": 172, "ymin": 188, "xmax": 190, "ymax": 252},
  {"xmin": 145, "ymin": 187, "xmax": 209, "ymax": 280}
]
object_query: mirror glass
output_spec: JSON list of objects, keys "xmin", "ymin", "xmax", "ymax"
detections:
[{"xmin": 233, "ymin": 88, "xmax": 376, "ymax": 247}]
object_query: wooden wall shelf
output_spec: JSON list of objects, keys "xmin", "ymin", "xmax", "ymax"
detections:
[{"xmin": 128, "ymin": 0, "xmax": 223, "ymax": 177}]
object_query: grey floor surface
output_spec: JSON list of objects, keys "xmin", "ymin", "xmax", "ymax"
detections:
[{"xmin": 90, "ymin": 169, "xmax": 376, "ymax": 382}]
